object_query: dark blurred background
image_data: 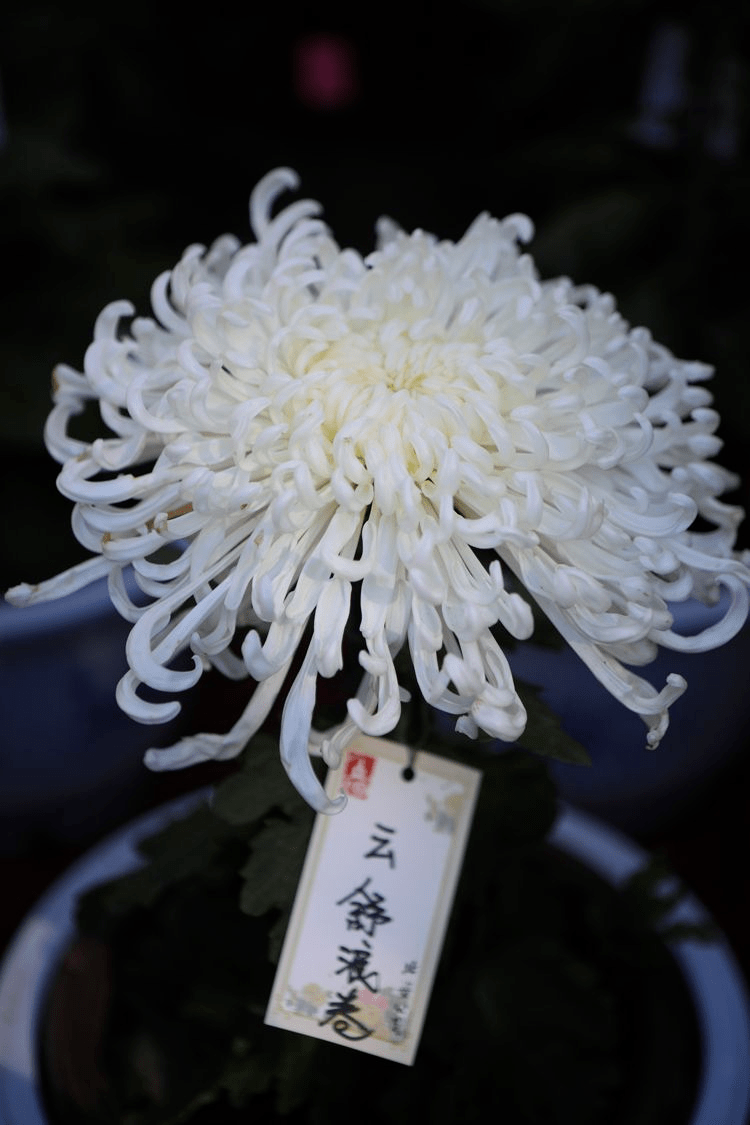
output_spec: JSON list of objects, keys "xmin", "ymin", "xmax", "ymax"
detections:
[
  {"xmin": 1, "ymin": 0, "xmax": 749, "ymax": 582},
  {"xmin": 1, "ymin": 0, "xmax": 749, "ymax": 969}
]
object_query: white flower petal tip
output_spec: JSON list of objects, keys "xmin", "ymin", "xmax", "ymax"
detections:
[
  {"xmin": 4, "ymin": 557, "xmax": 111, "ymax": 606},
  {"xmin": 4, "ymin": 583, "xmax": 35, "ymax": 607},
  {"xmin": 306, "ymin": 786, "xmax": 347, "ymax": 816},
  {"xmin": 9, "ymin": 168, "xmax": 750, "ymax": 809},
  {"xmin": 143, "ymin": 738, "xmax": 224, "ymax": 772}
]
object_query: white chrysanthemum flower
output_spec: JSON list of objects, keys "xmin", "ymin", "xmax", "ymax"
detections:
[{"xmin": 8, "ymin": 168, "xmax": 750, "ymax": 811}]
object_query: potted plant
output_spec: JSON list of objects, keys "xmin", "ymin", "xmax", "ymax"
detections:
[
  {"xmin": 4, "ymin": 168, "xmax": 750, "ymax": 1121},
  {"xmin": 0, "ymin": 739, "xmax": 749, "ymax": 1124}
]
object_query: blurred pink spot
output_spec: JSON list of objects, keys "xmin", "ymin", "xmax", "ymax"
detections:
[
  {"xmin": 358, "ymin": 988, "xmax": 389, "ymax": 1009},
  {"xmin": 294, "ymin": 34, "xmax": 359, "ymax": 110}
]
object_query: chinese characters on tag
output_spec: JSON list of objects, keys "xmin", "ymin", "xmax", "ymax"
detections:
[
  {"xmin": 317, "ymin": 823, "xmax": 415, "ymax": 1043},
  {"xmin": 266, "ymin": 736, "xmax": 482, "ymax": 1065}
]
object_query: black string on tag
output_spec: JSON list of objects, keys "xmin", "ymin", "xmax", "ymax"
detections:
[{"xmin": 402, "ymin": 745, "xmax": 417, "ymax": 782}]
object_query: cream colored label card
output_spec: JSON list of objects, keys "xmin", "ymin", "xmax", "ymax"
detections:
[{"xmin": 265, "ymin": 735, "xmax": 481, "ymax": 1065}]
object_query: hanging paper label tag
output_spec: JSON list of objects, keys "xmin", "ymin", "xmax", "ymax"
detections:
[{"xmin": 265, "ymin": 735, "xmax": 481, "ymax": 1065}]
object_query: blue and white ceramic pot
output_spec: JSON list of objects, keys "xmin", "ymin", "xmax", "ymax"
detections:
[
  {"xmin": 0, "ymin": 793, "xmax": 747, "ymax": 1125},
  {"xmin": 0, "ymin": 573, "xmax": 188, "ymax": 854}
]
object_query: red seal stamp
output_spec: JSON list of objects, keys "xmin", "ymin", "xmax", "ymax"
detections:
[{"xmin": 342, "ymin": 751, "xmax": 376, "ymax": 800}]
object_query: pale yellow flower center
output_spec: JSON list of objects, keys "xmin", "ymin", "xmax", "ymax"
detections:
[{"xmin": 279, "ymin": 324, "xmax": 496, "ymax": 470}]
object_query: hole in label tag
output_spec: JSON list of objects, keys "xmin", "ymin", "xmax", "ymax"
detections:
[{"xmin": 402, "ymin": 746, "xmax": 417, "ymax": 782}]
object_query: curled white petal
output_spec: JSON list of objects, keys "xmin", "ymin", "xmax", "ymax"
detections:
[
  {"xmin": 280, "ymin": 646, "xmax": 346, "ymax": 813},
  {"xmin": 5, "ymin": 556, "xmax": 111, "ymax": 606},
  {"xmin": 6, "ymin": 167, "xmax": 750, "ymax": 809}
]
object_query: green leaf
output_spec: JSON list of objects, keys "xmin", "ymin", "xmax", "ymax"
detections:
[
  {"xmin": 220, "ymin": 1049, "xmax": 274, "ymax": 1107},
  {"xmin": 274, "ymin": 1034, "xmax": 319, "ymax": 1115},
  {"xmin": 267, "ymin": 912, "xmax": 292, "ymax": 965},
  {"xmin": 658, "ymin": 920, "xmax": 720, "ymax": 945},
  {"xmin": 77, "ymin": 804, "xmax": 231, "ymax": 926},
  {"xmin": 239, "ymin": 815, "xmax": 313, "ymax": 920},
  {"xmin": 465, "ymin": 749, "xmax": 558, "ymax": 853},
  {"xmin": 142, "ymin": 1089, "xmax": 218, "ymax": 1125},
  {"xmin": 212, "ymin": 735, "xmax": 311, "ymax": 826},
  {"xmin": 622, "ymin": 854, "xmax": 719, "ymax": 944},
  {"xmin": 515, "ymin": 680, "xmax": 592, "ymax": 766},
  {"xmin": 136, "ymin": 802, "xmax": 228, "ymax": 865}
]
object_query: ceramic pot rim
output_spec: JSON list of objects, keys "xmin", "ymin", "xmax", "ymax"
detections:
[
  {"xmin": 0, "ymin": 794, "xmax": 748, "ymax": 1125},
  {"xmin": 549, "ymin": 808, "xmax": 750, "ymax": 1125}
]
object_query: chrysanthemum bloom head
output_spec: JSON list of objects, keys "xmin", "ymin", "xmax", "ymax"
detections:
[{"xmin": 8, "ymin": 169, "xmax": 750, "ymax": 810}]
